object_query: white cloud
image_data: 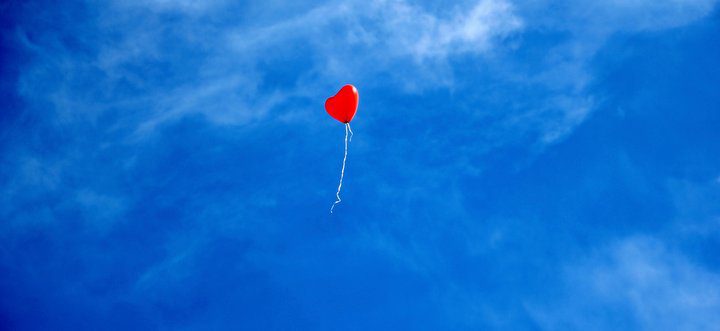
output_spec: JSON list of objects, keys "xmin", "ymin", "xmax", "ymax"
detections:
[
  {"xmin": 12, "ymin": 0, "xmax": 719, "ymax": 164},
  {"xmin": 114, "ymin": 0, "xmax": 230, "ymax": 13},
  {"xmin": 368, "ymin": 0, "xmax": 522, "ymax": 61},
  {"xmin": 12, "ymin": 0, "xmax": 527, "ymax": 153},
  {"xmin": 502, "ymin": 0, "xmax": 718, "ymax": 145},
  {"xmin": 16, "ymin": 0, "xmax": 719, "ymax": 147},
  {"xmin": 570, "ymin": 0, "xmax": 717, "ymax": 32},
  {"xmin": 226, "ymin": 0, "xmax": 523, "ymax": 92},
  {"xmin": 227, "ymin": 0, "xmax": 523, "ymax": 59},
  {"xmin": 527, "ymin": 236, "xmax": 720, "ymax": 330}
]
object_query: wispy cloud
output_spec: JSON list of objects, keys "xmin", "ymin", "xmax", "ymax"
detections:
[
  {"xmin": 2, "ymin": 1, "xmax": 719, "ymax": 328},
  {"xmin": 12, "ymin": 0, "xmax": 718, "ymax": 149},
  {"xmin": 15, "ymin": 0, "xmax": 524, "ymax": 135},
  {"xmin": 527, "ymin": 236, "xmax": 720, "ymax": 330}
]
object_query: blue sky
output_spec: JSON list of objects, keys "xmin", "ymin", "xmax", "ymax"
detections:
[{"xmin": 1, "ymin": 0, "xmax": 720, "ymax": 329}]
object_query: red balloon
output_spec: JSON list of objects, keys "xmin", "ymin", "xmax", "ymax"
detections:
[{"xmin": 325, "ymin": 84, "xmax": 358, "ymax": 124}]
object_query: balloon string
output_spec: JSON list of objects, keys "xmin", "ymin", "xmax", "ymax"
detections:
[{"xmin": 330, "ymin": 123, "xmax": 351, "ymax": 214}]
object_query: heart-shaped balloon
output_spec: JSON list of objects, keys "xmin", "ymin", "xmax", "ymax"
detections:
[{"xmin": 325, "ymin": 84, "xmax": 358, "ymax": 124}]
